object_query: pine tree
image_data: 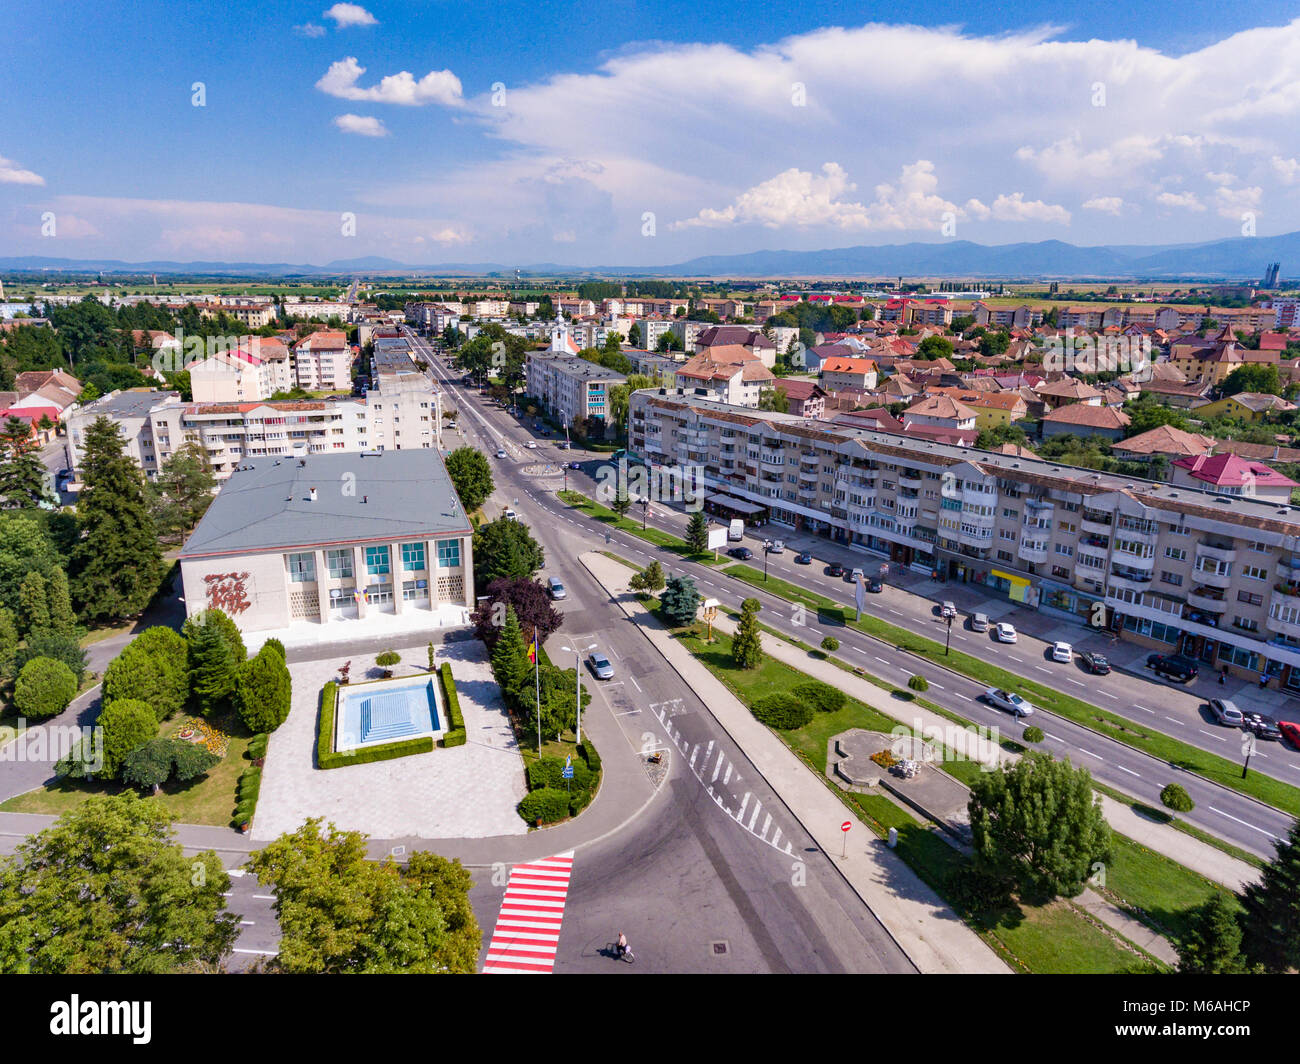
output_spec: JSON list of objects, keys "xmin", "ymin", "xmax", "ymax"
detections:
[
  {"xmin": 732, "ymin": 597, "xmax": 763, "ymax": 669},
  {"xmin": 17, "ymin": 571, "xmax": 49, "ymax": 635},
  {"xmin": 1178, "ymin": 892, "xmax": 1245, "ymax": 974},
  {"xmin": 45, "ymin": 568, "xmax": 76, "ymax": 637},
  {"xmin": 0, "ymin": 415, "xmax": 49, "ymax": 509},
  {"xmin": 685, "ymin": 511, "xmax": 709, "ymax": 554},
  {"xmin": 611, "ymin": 488, "xmax": 632, "ymax": 518},
  {"xmin": 150, "ymin": 443, "xmax": 216, "ymax": 538},
  {"xmin": 660, "ymin": 575, "xmax": 700, "ymax": 627},
  {"xmin": 1238, "ymin": 818, "xmax": 1300, "ymax": 973},
  {"xmin": 188, "ymin": 614, "xmax": 237, "ymax": 717},
  {"xmin": 491, "ymin": 606, "xmax": 528, "ymax": 708},
  {"xmin": 0, "ymin": 608, "xmax": 18, "ymax": 680},
  {"xmin": 70, "ymin": 416, "xmax": 163, "ymax": 623}
]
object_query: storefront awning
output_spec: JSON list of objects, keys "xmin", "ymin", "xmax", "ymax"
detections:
[{"xmin": 705, "ymin": 493, "xmax": 767, "ymax": 515}]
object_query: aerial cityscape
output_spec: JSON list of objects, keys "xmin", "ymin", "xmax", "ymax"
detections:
[{"xmin": 2, "ymin": 0, "xmax": 1299, "ymax": 1027}]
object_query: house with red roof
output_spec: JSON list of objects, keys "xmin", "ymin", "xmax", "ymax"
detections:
[{"xmin": 1171, "ymin": 453, "xmax": 1298, "ymax": 504}]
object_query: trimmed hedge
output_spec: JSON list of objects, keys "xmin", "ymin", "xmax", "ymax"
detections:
[
  {"xmin": 518, "ymin": 788, "xmax": 570, "ymax": 825},
  {"xmin": 247, "ymin": 733, "xmax": 269, "ymax": 760},
  {"xmin": 792, "ymin": 680, "xmax": 846, "ymax": 714},
  {"xmin": 528, "ymin": 755, "xmax": 593, "ymax": 792},
  {"xmin": 315, "ymin": 680, "xmax": 435, "ymax": 769},
  {"xmin": 579, "ymin": 737, "xmax": 601, "ymax": 773},
  {"xmin": 439, "ymin": 663, "xmax": 466, "ymax": 748},
  {"xmin": 750, "ymin": 692, "xmax": 813, "ymax": 730}
]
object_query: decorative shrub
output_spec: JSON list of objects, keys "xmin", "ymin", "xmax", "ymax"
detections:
[
  {"xmin": 261, "ymin": 637, "xmax": 287, "ymax": 660},
  {"xmin": 99, "ymin": 698, "xmax": 160, "ymax": 778},
  {"xmin": 518, "ymin": 788, "xmax": 570, "ymax": 824},
  {"xmin": 1022, "ymin": 726, "xmax": 1045, "ymax": 745},
  {"xmin": 907, "ymin": 674, "xmax": 929, "ymax": 693},
  {"xmin": 792, "ymin": 680, "xmax": 846, "ymax": 714},
  {"xmin": 750, "ymin": 692, "xmax": 813, "ymax": 730},
  {"xmin": 870, "ymin": 748, "xmax": 899, "ymax": 769},
  {"xmin": 376, "ymin": 651, "xmax": 401, "ymax": 668},
  {"xmin": 579, "ymin": 737, "xmax": 601, "ymax": 773},
  {"xmin": 439, "ymin": 663, "xmax": 466, "ymax": 747},
  {"xmin": 1160, "ymin": 782, "xmax": 1195, "ymax": 813},
  {"xmin": 232, "ymin": 645, "xmax": 292, "ymax": 733},
  {"xmin": 527, "ymin": 755, "xmax": 593, "ymax": 792},
  {"xmin": 13, "ymin": 656, "xmax": 78, "ymax": 720},
  {"xmin": 820, "ymin": 636, "xmax": 840, "ymax": 652}
]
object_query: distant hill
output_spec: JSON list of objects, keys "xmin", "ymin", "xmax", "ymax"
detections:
[{"xmin": 2, "ymin": 230, "xmax": 1297, "ymax": 280}]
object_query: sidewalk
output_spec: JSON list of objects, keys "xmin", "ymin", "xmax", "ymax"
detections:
[{"xmin": 581, "ymin": 550, "xmax": 1009, "ymax": 974}]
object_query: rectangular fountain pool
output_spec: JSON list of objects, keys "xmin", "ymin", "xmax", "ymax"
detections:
[{"xmin": 336, "ymin": 676, "xmax": 445, "ymax": 752}]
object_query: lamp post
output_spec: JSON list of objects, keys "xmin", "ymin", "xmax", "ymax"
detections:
[
  {"xmin": 642, "ymin": 497, "xmax": 650, "ymax": 530},
  {"xmin": 763, "ymin": 540, "xmax": 773, "ymax": 582},
  {"xmin": 561, "ymin": 642, "xmax": 597, "ymax": 745},
  {"xmin": 945, "ymin": 614, "xmax": 954, "ymax": 656}
]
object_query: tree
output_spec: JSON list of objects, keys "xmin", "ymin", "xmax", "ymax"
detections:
[
  {"xmin": 70, "ymin": 416, "xmax": 163, "ymax": 623},
  {"xmin": 1160, "ymin": 783, "xmax": 1195, "ymax": 813},
  {"xmin": 444, "ymin": 447, "xmax": 494, "ymax": 514},
  {"xmin": 1177, "ymin": 892, "xmax": 1246, "ymax": 974},
  {"xmin": 13, "ymin": 656, "xmax": 77, "ymax": 720},
  {"xmin": 470, "ymin": 577, "xmax": 563, "ymax": 651},
  {"xmin": 0, "ymin": 793, "xmax": 237, "ymax": 973},
  {"xmin": 758, "ymin": 385, "xmax": 789, "ymax": 413},
  {"xmin": 0, "ymin": 608, "xmax": 17, "ymax": 680},
  {"xmin": 233, "ymin": 645, "xmax": 293, "ymax": 733},
  {"xmin": 628, "ymin": 560, "xmax": 665, "ymax": 593},
  {"xmin": 491, "ymin": 606, "xmax": 529, "ymax": 706},
  {"xmin": 473, "ymin": 516, "xmax": 545, "ymax": 588},
  {"xmin": 660, "ymin": 575, "xmax": 700, "ymax": 627},
  {"xmin": 17, "ymin": 570, "xmax": 49, "ymax": 635},
  {"xmin": 12, "ymin": 629, "xmax": 87, "ymax": 685},
  {"xmin": 150, "ymin": 443, "xmax": 216, "ymax": 538},
  {"xmin": 0, "ymin": 416, "xmax": 48, "ymax": 509},
  {"xmin": 628, "ymin": 322, "xmax": 642, "ymax": 348},
  {"xmin": 99, "ymin": 698, "xmax": 160, "ymax": 779},
  {"xmin": 611, "ymin": 487, "xmax": 632, "ymax": 518},
  {"xmin": 103, "ymin": 627, "xmax": 190, "ymax": 722},
  {"xmin": 917, "ymin": 335, "xmax": 954, "ymax": 361},
  {"xmin": 1221, "ymin": 363, "xmax": 1282, "ymax": 397},
  {"xmin": 732, "ymin": 597, "xmax": 763, "ymax": 668},
  {"xmin": 186, "ymin": 612, "xmax": 239, "ymax": 717},
  {"xmin": 1238, "ymin": 818, "xmax": 1300, "ymax": 973},
  {"xmin": 685, "ymin": 511, "xmax": 709, "ymax": 554},
  {"xmin": 968, "ymin": 753, "xmax": 1111, "ymax": 898},
  {"xmin": 45, "ymin": 567, "xmax": 76, "ymax": 637},
  {"xmin": 535, "ymin": 662, "xmax": 586, "ymax": 740},
  {"xmin": 247, "ymin": 819, "xmax": 476, "ymax": 973},
  {"xmin": 121, "ymin": 738, "xmax": 221, "ymax": 793}
]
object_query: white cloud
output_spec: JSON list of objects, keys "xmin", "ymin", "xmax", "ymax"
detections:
[
  {"xmin": 1214, "ymin": 184, "xmax": 1262, "ymax": 219},
  {"xmin": 1015, "ymin": 135, "xmax": 1164, "ymax": 185},
  {"xmin": 987, "ymin": 193, "xmax": 1070, "ymax": 224},
  {"xmin": 0, "ymin": 154, "xmax": 45, "ymax": 185},
  {"xmin": 1273, "ymin": 156, "xmax": 1300, "ymax": 183},
  {"xmin": 316, "ymin": 57, "xmax": 463, "ymax": 107},
  {"xmin": 1206, "ymin": 171, "xmax": 1237, "ymax": 185},
  {"xmin": 1156, "ymin": 190, "xmax": 1206, "ymax": 211},
  {"xmin": 323, "ymin": 3, "xmax": 377, "ymax": 28},
  {"xmin": 430, "ymin": 227, "xmax": 469, "ymax": 246},
  {"xmin": 333, "ymin": 113, "xmax": 389, "ymax": 137},
  {"xmin": 294, "ymin": 22, "xmax": 326, "ymax": 38},
  {"xmin": 1082, "ymin": 196, "xmax": 1124, "ymax": 215}
]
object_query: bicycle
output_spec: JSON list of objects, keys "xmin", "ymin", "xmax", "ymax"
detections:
[{"xmin": 608, "ymin": 941, "xmax": 635, "ymax": 964}]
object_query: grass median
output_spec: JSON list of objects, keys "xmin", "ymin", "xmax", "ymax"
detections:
[
  {"xmin": 722, "ymin": 562, "xmax": 1300, "ymax": 818},
  {"xmin": 558, "ymin": 490, "xmax": 722, "ymax": 564}
]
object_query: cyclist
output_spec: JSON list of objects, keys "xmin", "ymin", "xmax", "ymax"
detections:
[{"xmin": 616, "ymin": 932, "xmax": 629, "ymax": 958}]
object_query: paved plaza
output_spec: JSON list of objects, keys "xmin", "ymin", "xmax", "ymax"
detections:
[{"xmin": 252, "ymin": 636, "xmax": 529, "ymax": 841}]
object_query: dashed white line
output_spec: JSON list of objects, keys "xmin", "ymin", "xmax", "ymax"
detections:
[
  {"xmin": 1165, "ymin": 716, "xmax": 1186, "ymax": 726},
  {"xmin": 1198, "ymin": 730, "xmax": 1227, "ymax": 742},
  {"xmin": 1114, "ymin": 764, "xmax": 1141, "ymax": 778},
  {"xmin": 1208, "ymin": 806, "xmax": 1278, "ymax": 839},
  {"xmin": 1099, "ymin": 691, "xmax": 1118, "ymax": 699},
  {"xmin": 1077, "ymin": 748, "xmax": 1103, "ymax": 760}
]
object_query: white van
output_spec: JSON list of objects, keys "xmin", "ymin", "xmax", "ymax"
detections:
[{"xmin": 728, "ymin": 519, "xmax": 745, "ymax": 541}]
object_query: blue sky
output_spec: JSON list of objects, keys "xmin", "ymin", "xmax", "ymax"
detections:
[{"xmin": 2, "ymin": 1, "xmax": 1299, "ymax": 266}]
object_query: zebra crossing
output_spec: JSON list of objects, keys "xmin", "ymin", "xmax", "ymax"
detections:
[
  {"xmin": 647, "ymin": 700, "xmax": 795, "ymax": 857},
  {"xmin": 481, "ymin": 851, "xmax": 575, "ymax": 974}
]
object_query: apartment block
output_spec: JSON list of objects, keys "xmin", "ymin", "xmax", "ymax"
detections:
[
  {"xmin": 64, "ymin": 389, "xmax": 185, "ymax": 480},
  {"xmin": 628, "ymin": 390, "xmax": 1300, "ymax": 687},
  {"xmin": 293, "ymin": 330, "xmax": 353, "ymax": 391},
  {"xmin": 525, "ymin": 352, "xmax": 626, "ymax": 428}
]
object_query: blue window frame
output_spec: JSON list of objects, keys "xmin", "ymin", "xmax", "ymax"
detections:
[
  {"xmin": 365, "ymin": 545, "xmax": 390, "ymax": 575},
  {"xmin": 401, "ymin": 542, "xmax": 426, "ymax": 571},
  {"xmin": 436, "ymin": 539, "xmax": 461, "ymax": 568}
]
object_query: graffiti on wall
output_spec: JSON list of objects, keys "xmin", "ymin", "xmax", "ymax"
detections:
[{"xmin": 204, "ymin": 572, "xmax": 252, "ymax": 616}]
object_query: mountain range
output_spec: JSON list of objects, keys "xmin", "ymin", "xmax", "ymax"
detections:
[{"xmin": 1, "ymin": 230, "xmax": 1296, "ymax": 280}]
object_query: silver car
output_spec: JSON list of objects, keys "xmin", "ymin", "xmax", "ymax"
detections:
[
  {"xmin": 587, "ymin": 651, "xmax": 614, "ymax": 680},
  {"xmin": 983, "ymin": 687, "xmax": 1035, "ymax": 717}
]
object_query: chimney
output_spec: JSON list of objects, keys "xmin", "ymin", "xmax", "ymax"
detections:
[
  {"xmin": 363, "ymin": 495, "xmax": 368, "ymax": 504},
  {"xmin": 309, "ymin": 487, "xmax": 317, "ymax": 502}
]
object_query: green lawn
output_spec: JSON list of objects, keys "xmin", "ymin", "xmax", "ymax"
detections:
[
  {"xmin": 558, "ymin": 491, "xmax": 723, "ymax": 564},
  {"xmin": 722, "ymin": 563, "xmax": 1300, "ymax": 817}
]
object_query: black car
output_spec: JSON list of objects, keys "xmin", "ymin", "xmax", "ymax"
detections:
[
  {"xmin": 1079, "ymin": 651, "xmax": 1111, "ymax": 675},
  {"xmin": 729, "ymin": 546, "xmax": 754, "ymax": 560},
  {"xmin": 1146, "ymin": 653, "xmax": 1199, "ymax": 682},
  {"xmin": 795, "ymin": 551, "xmax": 813, "ymax": 565},
  {"xmin": 1242, "ymin": 711, "xmax": 1282, "ymax": 741},
  {"xmin": 826, "ymin": 563, "xmax": 845, "ymax": 577},
  {"xmin": 866, "ymin": 578, "xmax": 883, "ymax": 593}
]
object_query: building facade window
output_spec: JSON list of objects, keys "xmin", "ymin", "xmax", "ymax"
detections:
[
  {"xmin": 365, "ymin": 545, "xmax": 390, "ymax": 575},
  {"xmin": 326, "ymin": 549, "xmax": 353, "ymax": 579},
  {"xmin": 287, "ymin": 552, "xmax": 315, "ymax": 583},
  {"xmin": 437, "ymin": 539, "xmax": 461, "ymax": 568},
  {"xmin": 401, "ymin": 542, "xmax": 426, "ymax": 571}
]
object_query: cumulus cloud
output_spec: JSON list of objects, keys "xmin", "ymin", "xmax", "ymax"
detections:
[
  {"xmin": 1156, "ymin": 190, "xmax": 1206, "ymax": 211},
  {"xmin": 293, "ymin": 22, "xmax": 326, "ymax": 37},
  {"xmin": 0, "ymin": 154, "xmax": 45, "ymax": 185},
  {"xmin": 988, "ymin": 192, "xmax": 1071, "ymax": 224},
  {"xmin": 323, "ymin": 3, "xmax": 377, "ymax": 28},
  {"xmin": 1082, "ymin": 196, "xmax": 1124, "ymax": 215},
  {"xmin": 316, "ymin": 57, "xmax": 463, "ymax": 107},
  {"xmin": 429, "ymin": 227, "xmax": 469, "ymax": 245},
  {"xmin": 333, "ymin": 113, "xmax": 389, "ymax": 137},
  {"xmin": 1214, "ymin": 184, "xmax": 1262, "ymax": 219},
  {"xmin": 1206, "ymin": 171, "xmax": 1237, "ymax": 185},
  {"xmin": 1273, "ymin": 156, "xmax": 1300, "ymax": 183}
]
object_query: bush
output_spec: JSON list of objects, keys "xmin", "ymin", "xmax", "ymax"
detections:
[
  {"xmin": 518, "ymin": 788, "xmax": 570, "ymax": 824},
  {"xmin": 527, "ymin": 755, "xmax": 593, "ymax": 792},
  {"xmin": 750, "ymin": 692, "xmax": 813, "ymax": 730},
  {"xmin": 792, "ymin": 680, "xmax": 846, "ymax": 714},
  {"xmin": 232, "ymin": 645, "xmax": 292, "ymax": 733},
  {"xmin": 247, "ymin": 733, "xmax": 269, "ymax": 760},
  {"xmin": 104, "ymin": 628, "xmax": 189, "ymax": 721},
  {"xmin": 376, "ymin": 650, "xmax": 401, "ymax": 668},
  {"xmin": 439, "ymin": 663, "xmax": 466, "ymax": 747},
  {"xmin": 907, "ymin": 674, "xmax": 929, "ymax": 693},
  {"xmin": 579, "ymin": 737, "xmax": 601, "ymax": 773},
  {"xmin": 1161, "ymin": 782, "xmax": 1195, "ymax": 813},
  {"xmin": 99, "ymin": 698, "xmax": 160, "ymax": 778},
  {"xmin": 13, "ymin": 656, "xmax": 78, "ymax": 720},
  {"xmin": 261, "ymin": 637, "xmax": 286, "ymax": 660},
  {"xmin": 13, "ymin": 631, "xmax": 89, "ymax": 686},
  {"xmin": 820, "ymin": 636, "xmax": 840, "ymax": 652},
  {"xmin": 1022, "ymin": 726, "xmax": 1045, "ymax": 744},
  {"xmin": 121, "ymin": 737, "xmax": 220, "ymax": 790}
]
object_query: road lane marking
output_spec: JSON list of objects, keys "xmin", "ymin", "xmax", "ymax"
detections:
[
  {"xmin": 1099, "ymin": 691, "xmax": 1118, "ymax": 699},
  {"xmin": 1114, "ymin": 764, "xmax": 1141, "ymax": 777},
  {"xmin": 629, "ymin": 676, "xmax": 642, "ymax": 692},
  {"xmin": 1208, "ymin": 806, "xmax": 1278, "ymax": 839},
  {"xmin": 1077, "ymin": 748, "xmax": 1103, "ymax": 759},
  {"xmin": 1198, "ymin": 730, "xmax": 1227, "ymax": 742},
  {"xmin": 746, "ymin": 801, "xmax": 762, "ymax": 832},
  {"xmin": 1164, "ymin": 716, "xmax": 1186, "ymax": 726}
]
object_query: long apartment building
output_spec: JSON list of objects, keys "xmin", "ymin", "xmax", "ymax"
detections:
[{"xmin": 629, "ymin": 390, "xmax": 1300, "ymax": 688}]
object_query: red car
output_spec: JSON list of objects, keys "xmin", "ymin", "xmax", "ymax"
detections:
[{"xmin": 1279, "ymin": 719, "xmax": 1300, "ymax": 748}]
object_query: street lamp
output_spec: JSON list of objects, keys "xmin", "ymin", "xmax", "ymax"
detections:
[
  {"xmin": 945, "ymin": 614, "xmax": 954, "ymax": 656},
  {"xmin": 641, "ymin": 497, "xmax": 650, "ymax": 530},
  {"xmin": 762, "ymin": 540, "xmax": 773, "ymax": 581},
  {"xmin": 560, "ymin": 642, "xmax": 598, "ymax": 745}
]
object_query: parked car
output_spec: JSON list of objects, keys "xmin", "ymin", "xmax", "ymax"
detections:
[
  {"xmin": 940, "ymin": 601, "xmax": 957, "ymax": 619},
  {"xmin": 1146, "ymin": 654, "xmax": 1198, "ymax": 682},
  {"xmin": 1208, "ymin": 698, "xmax": 1245, "ymax": 727},
  {"xmin": 568, "ymin": 461, "xmax": 582, "ymax": 470},
  {"xmin": 1051, "ymin": 641, "xmax": 1073, "ymax": 663},
  {"xmin": 847, "ymin": 567, "xmax": 865, "ymax": 584},
  {"xmin": 496, "ymin": 448, "xmax": 507, "ymax": 459},
  {"xmin": 1279, "ymin": 719, "xmax": 1300, "ymax": 747},
  {"xmin": 795, "ymin": 551, "xmax": 813, "ymax": 565},
  {"xmin": 546, "ymin": 576, "xmax": 566, "ymax": 600},
  {"xmin": 587, "ymin": 651, "xmax": 615, "ymax": 680},
  {"xmin": 1241, "ymin": 710, "xmax": 1282, "ymax": 741},
  {"xmin": 525, "ymin": 440, "xmax": 537, "ymax": 449},
  {"xmin": 970, "ymin": 612, "xmax": 990, "ymax": 633},
  {"xmin": 1079, "ymin": 651, "xmax": 1111, "ymax": 675},
  {"xmin": 767, "ymin": 540, "xmax": 785, "ymax": 554},
  {"xmin": 729, "ymin": 546, "xmax": 753, "ymax": 560},
  {"xmin": 559, "ymin": 441, "xmax": 571, "ymax": 449},
  {"xmin": 993, "ymin": 622, "xmax": 1018, "ymax": 643},
  {"xmin": 503, "ymin": 509, "xmax": 518, "ymax": 521},
  {"xmin": 983, "ymin": 688, "xmax": 1035, "ymax": 717},
  {"xmin": 826, "ymin": 563, "xmax": 846, "ymax": 578},
  {"xmin": 866, "ymin": 577, "xmax": 883, "ymax": 593}
]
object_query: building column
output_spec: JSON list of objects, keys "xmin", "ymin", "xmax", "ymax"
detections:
[
  {"xmin": 314, "ymin": 549, "xmax": 330, "ymax": 623},
  {"xmin": 392, "ymin": 542, "xmax": 406, "ymax": 614},
  {"xmin": 461, "ymin": 532, "xmax": 475, "ymax": 608},
  {"xmin": 352, "ymin": 545, "xmax": 368, "ymax": 619}
]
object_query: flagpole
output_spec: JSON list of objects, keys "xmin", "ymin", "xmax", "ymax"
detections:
[{"xmin": 534, "ymin": 625, "xmax": 541, "ymax": 756}]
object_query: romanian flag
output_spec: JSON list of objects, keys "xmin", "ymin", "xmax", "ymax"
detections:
[{"xmin": 527, "ymin": 640, "xmax": 537, "ymax": 664}]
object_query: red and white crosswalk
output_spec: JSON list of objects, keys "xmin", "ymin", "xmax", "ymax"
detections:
[{"xmin": 481, "ymin": 851, "xmax": 575, "ymax": 973}]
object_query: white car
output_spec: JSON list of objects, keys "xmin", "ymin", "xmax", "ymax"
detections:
[
  {"xmin": 588, "ymin": 651, "xmax": 615, "ymax": 680},
  {"xmin": 1051, "ymin": 641, "xmax": 1073, "ymax": 663},
  {"xmin": 525, "ymin": 440, "xmax": 537, "ymax": 449},
  {"xmin": 993, "ymin": 622, "xmax": 1018, "ymax": 643},
  {"xmin": 496, "ymin": 448, "xmax": 507, "ymax": 459},
  {"xmin": 983, "ymin": 688, "xmax": 1036, "ymax": 717},
  {"xmin": 767, "ymin": 540, "xmax": 785, "ymax": 554}
]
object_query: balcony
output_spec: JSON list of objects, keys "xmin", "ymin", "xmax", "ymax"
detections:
[
  {"xmin": 799, "ymin": 469, "xmax": 819, "ymax": 484},
  {"xmin": 1267, "ymin": 602, "xmax": 1300, "ymax": 639},
  {"xmin": 1109, "ymin": 565, "xmax": 1154, "ymax": 592},
  {"xmin": 1081, "ymin": 513, "xmax": 1113, "ymax": 536},
  {"xmin": 760, "ymin": 452, "xmax": 784, "ymax": 467},
  {"xmin": 1275, "ymin": 558, "xmax": 1300, "ymax": 582},
  {"xmin": 1186, "ymin": 586, "xmax": 1228, "ymax": 613},
  {"xmin": 1079, "ymin": 533, "xmax": 1110, "ymax": 551},
  {"xmin": 1018, "ymin": 539, "xmax": 1049, "ymax": 563},
  {"xmin": 1196, "ymin": 540, "xmax": 1238, "ymax": 565},
  {"xmin": 898, "ymin": 472, "xmax": 923, "ymax": 489},
  {"xmin": 800, "ymin": 452, "xmax": 820, "ymax": 467},
  {"xmin": 1192, "ymin": 565, "xmax": 1233, "ymax": 590},
  {"xmin": 1110, "ymin": 549, "xmax": 1155, "ymax": 572}
]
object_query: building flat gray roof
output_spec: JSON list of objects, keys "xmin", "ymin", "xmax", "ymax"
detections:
[
  {"xmin": 179, "ymin": 449, "xmax": 471, "ymax": 558},
  {"xmin": 84, "ymin": 389, "xmax": 178, "ymax": 418}
]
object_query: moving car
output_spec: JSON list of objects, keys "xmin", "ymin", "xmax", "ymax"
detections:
[
  {"xmin": 568, "ymin": 461, "xmax": 582, "ymax": 470},
  {"xmin": 847, "ymin": 567, "xmax": 865, "ymax": 584},
  {"xmin": 1279, "ymin": 720, "xmax": 1300, "ymax": 748},
  {"xmin": 970, "ymin": 612, "xmax": 990, "ymax": 633},
  {"xmin": 1051, "ymin": 641, "xmax": 1073, "ymax": 663},
  {"xmin": 795, "ymin": 551, "xmax": 813, "ymax": 565},
  {"xmin": 826, "ymin": 563, "xmax": 846, "ymax": 578},
  {"xmin": 1208, "ymin": 698, "xmax": 1245, "ymax": 727},
  {"xmin": 728, "ymin": 546, "xmax": 754, "ymax": 560},
  {"xmin": 496, "ymin": 448, "xmax": 507, "ymax": 459},
  {"xmin": 866, "ymin": 577, "xmax": 883, "ymax": 593},
  {"xmin": 503, "ymin": 509, "xmax": 518, "ymax": 521},
  {"xmin": 767, "ymin": 540, "xmax": 785, "ymax": 554},
  {"xmin": 587, "ymin": 651, "xmax": 615, "ymax": 680},
  {"xmin": 993, "ymin": 622, "xmax": 1018, "ymax": 643},
  {"xmin": 1146, "ymin": 653, "xmax": 1198, "ymax": 682},
  {"xmin": 983, "ymin": 688, "xmax": 1035, "ymax": 717},
  {"xmin": 1241, "ymin": 710, "xmax": 1282, "ymax": 741},
  {"xmin": 546, "ymin": 576, "xmax": 566, "ymax": 600},
  {"xmin": 1079, "ymin": 651, "xmax": 1111, "ymax": 675},
  {"xmin": 525, "ymin": 440, "xmax": 537, "ymax": 449},
  {"xmin": 940, "ymin": 601, "xmax": 957, "ymax": 619}
]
